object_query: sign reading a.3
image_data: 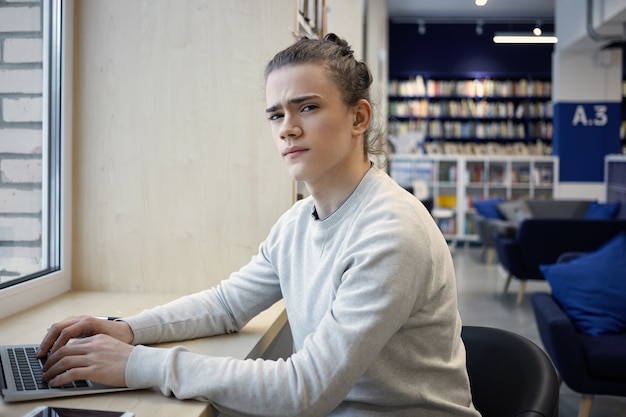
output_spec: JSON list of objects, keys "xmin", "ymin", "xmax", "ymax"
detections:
[{"xmin": 571, "ymin": 104, "xmax": 608, "ymax": 127}]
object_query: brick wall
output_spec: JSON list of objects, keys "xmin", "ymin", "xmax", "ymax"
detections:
[{"xmin": 0, "ymin": 0, "xmax": 43, "ymax": 282}]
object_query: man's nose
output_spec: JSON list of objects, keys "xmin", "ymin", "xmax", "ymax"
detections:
[{"xmin": 279, "ymin": 114, "xmax": 302, "ymax": 139}]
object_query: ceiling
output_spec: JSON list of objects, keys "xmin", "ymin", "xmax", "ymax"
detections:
[{"xmin": 386, "ymin": 0, "xmax": 555, "ymax": 23}]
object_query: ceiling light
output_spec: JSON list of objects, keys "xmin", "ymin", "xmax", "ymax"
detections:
[
  {"xmin": 476, "ymin": 19, "xmax": 484, "ymax": 36},
  {"xmin": 493, "ymin": 32, "xmax": 558, "ymax": 44},
  {"xmin": 533, "ymin": 19, "xmax": 543, "ymax": 36},
  {"xmin": 475, "ymin": 0, "xmax": 488, "ymax": 6},
  {"xmin": 418, "ymin": 19, "xmax": 426, "ymax": 35}
]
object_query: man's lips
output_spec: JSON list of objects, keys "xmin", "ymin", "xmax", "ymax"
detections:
[{"xmin": 283, "ymin": 147, "xmax": 308, "ymax": 158}]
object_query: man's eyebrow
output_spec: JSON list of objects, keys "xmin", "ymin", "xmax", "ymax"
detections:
[{"xmin": 265, "ymin": 94, "xmax": 320, "ymax": 113}]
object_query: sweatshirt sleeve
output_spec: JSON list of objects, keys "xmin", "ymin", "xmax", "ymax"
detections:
[{"xmin": 122, "ymin": 246, "xmax": 284, "ymax": 345}]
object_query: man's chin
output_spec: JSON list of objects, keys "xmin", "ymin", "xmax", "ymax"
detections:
[{"xmin": 285, "ymin": 166, "xmax": 307, "ymax": 183}]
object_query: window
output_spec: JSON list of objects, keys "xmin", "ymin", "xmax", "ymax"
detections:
[{"xmin": 0, "ymin": 0, "xmax": 70, "ymax": 319}]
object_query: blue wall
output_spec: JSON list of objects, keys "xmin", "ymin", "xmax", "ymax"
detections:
[{"xmin": 389, "ymin": 22, "xmax": 554, "ymax": 77}]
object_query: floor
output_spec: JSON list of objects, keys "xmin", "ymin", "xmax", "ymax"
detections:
[{"xmin": 453, "ymin": 245, "xmax": 626, "ymax": 417}]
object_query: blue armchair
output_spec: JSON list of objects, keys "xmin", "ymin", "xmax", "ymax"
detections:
[
  {"xmin": 532, "ymin": 293, "xmax": 626, "ymax": 417},
  {"xmin": 493, "ymin": 219, "xmax": 626, "ymax": 304}
]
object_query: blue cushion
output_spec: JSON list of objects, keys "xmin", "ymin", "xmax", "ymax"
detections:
[
  {"xmin": 540, "ymin": 232, "xmax": 626, "ymax": 336},
  {"xmin": 474, "ymin": 197, "xmax": 504, "ymax": 220},
  {"xmin": 585, "ymin": 201, "xmax": 620, "ymax": 219}
]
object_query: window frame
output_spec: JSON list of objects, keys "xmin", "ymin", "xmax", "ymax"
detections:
[{"xmin": 0, "ymin": 0, "xmax": 72, "ymax": 320}]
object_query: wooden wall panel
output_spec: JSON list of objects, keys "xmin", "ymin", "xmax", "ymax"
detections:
[{"xmin": 71, "ymin": 1, "xmax": 295, "ymax": 293}]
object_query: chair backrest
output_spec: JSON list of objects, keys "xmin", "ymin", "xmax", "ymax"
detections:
[
  {"xmin": 525, "ymin": 200, "xmax": 593, "ymax": 219},
  {"xmin": 461, "ymin": 326, "xmax": 560, "ymax": 417},
  {"xmin": 516, "ymin": 219, "xmax": 626, "ymax": 273}
]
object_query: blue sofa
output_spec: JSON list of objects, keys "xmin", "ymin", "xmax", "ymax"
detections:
[
  {"xmin": 493, "ymin": 218, "xmax": 626, "ymax": 304},
  {"xmin": 471, "ymin": 199, "xmax": 594, "ymax": 264},
  {"xmin": 532, "ymin": 293, "xmax": 626, "ymax": 417}
]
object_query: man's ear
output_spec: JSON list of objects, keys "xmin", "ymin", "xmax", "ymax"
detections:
[{"xmin": 352, "ymin": 99, "xmax": 372, "ymax": 135}]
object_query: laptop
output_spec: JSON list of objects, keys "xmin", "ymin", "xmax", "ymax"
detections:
[{"xmin": 0, "ymin": 344, "xmax": 135, "ymax": 402}]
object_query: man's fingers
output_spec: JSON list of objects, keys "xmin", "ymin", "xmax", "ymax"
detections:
[
  {"xmin": 46, "ymin": 365, "xmax": 90, "ymax": 387},
  {"xmin": 50, "ymin": 323, "xmax": 86, "ymax": 354},
  {"xmin": 38, "ymin": 316, "xmax": 98, "ymax": 358},
  {"xmin": 42, "ymin": 346, "xmax": 89, "ymax": 383},
  {"xmin": 38, "ymin": 319, "xmax": 78, "ymax": 358}
]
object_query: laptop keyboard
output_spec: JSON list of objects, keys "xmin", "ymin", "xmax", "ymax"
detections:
[{"xmin": 7, "ymin": 346, "xmax": 89, "ymax": 391}]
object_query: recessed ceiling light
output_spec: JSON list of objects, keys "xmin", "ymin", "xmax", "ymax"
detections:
[
  {"xmin": 493, "ymin": 33, "xmax": 558, "ymax": 44},
  {"xmin": 475, "ymin": 0, "xmax": 488, "ymax": 6}
]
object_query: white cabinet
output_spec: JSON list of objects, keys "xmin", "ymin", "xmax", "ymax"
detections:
[{"xmin": 390, "ymin": 154, "xmax": 559, "ymax": 242}]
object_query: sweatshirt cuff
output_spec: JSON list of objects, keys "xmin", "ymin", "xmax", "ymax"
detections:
[
  {"xmin": 125, "ymin": 344, "xmax": 186, "ymax": 391},
  {"xmin": 121, "ymin": 314, "xmax": 159, "ymax": 345}
]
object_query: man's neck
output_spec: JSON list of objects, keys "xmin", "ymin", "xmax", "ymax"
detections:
[{"xmin": 308, "ymin": 161, "xmax": 371, "ymax": 220}]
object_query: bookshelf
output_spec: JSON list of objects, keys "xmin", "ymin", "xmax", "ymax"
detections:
[
  {"xmin": 390, "ymin": 154, "xmax": 558, "ymax": 242},
  {"xmin": 388, "ymin": 75, "xmax": 553, "ymax": 154}
]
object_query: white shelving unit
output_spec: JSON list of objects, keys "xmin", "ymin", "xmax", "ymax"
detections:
[
  {"xmin": 605, "ymin": 154, "xmax": 626, "ymax": 219},
  {"xmin": 390, "ymin": 154, "xmax": 559, "ymax": 242}
]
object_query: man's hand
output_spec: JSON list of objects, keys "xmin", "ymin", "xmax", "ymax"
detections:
[
  {"xmin": 37, "ymin": 315, "xmax": 134, "ymax": 358},
  {"xmin": 41, "ymin": 333, "xmax": 133, "ymax": 387}
]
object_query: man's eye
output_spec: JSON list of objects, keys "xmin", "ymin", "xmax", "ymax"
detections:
[
  {"xmin": 302, "ymin": 104, "xmax": 317, "ymax": 112},
  {"xmin": 268, "ymin": 113, "xmax": 283, "ymax": 121}
]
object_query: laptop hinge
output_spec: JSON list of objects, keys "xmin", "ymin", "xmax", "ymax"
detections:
[{"xmin": 0, "ymin": 361, "xmax": 7, "ymax": 392}]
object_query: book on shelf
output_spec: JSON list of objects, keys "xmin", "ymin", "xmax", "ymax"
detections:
[
  {"xmin": 511, "ymin": 166, "xmax": 530, "ymax": 183},
  {"xmin": 443, "ymin": 142, "xmax": 461, "ymax": 155},
  {"xmin": 389, "ymin": 75, "xmax": 426, "ymax": 97},
  {"xmin": 512, "ymin": 191, "xmax": 531, "ymax": 200},
  {"xmin": 488, "ymin": 165, "xmax": 505, "ymax": 183},
  {"xmin": 513, "ymin": 142, "xmax": 528, "ymax": 155},
  {"xmin": 466, "ymin": 163, "xmax": 484, "ymax": 183},
  {"xmin": 533, "ymin": 166, "xmax": 554, "ymax": 184},
  {"xmin": 437, "ymin": 194, "xmax": 457, "ymax": 208},
  {"xmin": 390, "ymin": 76, "xmax": 551, "ymax": 98},
  {"xmin": 393, "ymin": 140, "xmax": 554, "ymax": 157},
  {"xmin": 436, "ymin": 217, "xmax": 456, "ymax": 235},
  {"xmin": 424, "ymin": 141, "xmax": 442, "ymax": 155}
]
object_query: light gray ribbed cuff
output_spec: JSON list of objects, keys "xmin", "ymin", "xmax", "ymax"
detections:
[{"xmin": 120, "ymin": 314, "xmax": 160, "ymax": 345}]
